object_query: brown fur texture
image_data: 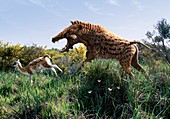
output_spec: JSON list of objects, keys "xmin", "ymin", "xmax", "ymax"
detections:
[{"xmin": 52, "ymin": 21, "xmax": 150, "ymax": 79}]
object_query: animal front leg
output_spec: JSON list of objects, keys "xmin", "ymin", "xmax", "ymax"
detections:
[
  {"xmin": 85, "ymin": 51, "xmax": 95, "ymax": 62},
  {"xmin": 29, "ymin": 75, "xmax": 33, "ymax": 84},
  {"xmin": 50, "ymin": 67, "xmax": 61, "ymax": 79},
  {"xmin": 52, "ymin": 64, "xmax": 63, "ymax": 72}
]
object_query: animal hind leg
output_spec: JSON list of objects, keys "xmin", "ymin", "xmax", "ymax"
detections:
[
  {"xmin": 120, "ymin": 59, "xmax": 134, "ymax": 80},
  {"xmin": 124, "ymin": 67, "xmax": 134, "ymax": 80},
  {"xmin": 50, "ymin": 67, "xmax": 59, "ymax": 77},
  {"xmin": 131, "ymin": 51, "xmax": 150, "ymax": 80},
  {"xmin": 131, "ymin": 49, "xmax": 145, "ymax": 72}
]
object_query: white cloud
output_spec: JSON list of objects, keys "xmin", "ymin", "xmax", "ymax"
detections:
[
  {"xmin": 131, "ymin": 0, "xmax": 144, "ymax": 11},
  {"xmin": 84, "ymin": 2, "xmax": 102, "ymax": 14},
  {"xmin": 15, "ymin": 0, "xmax": 67, "ymax": 16},
  {"xmin": 29, "ymin": 0, "xmax": 61, "ymax": 16},
  {"xmin": 14, "ymin": 0, "xmax": 30, "ymax": 5},
  {"xmin": 106, "ymin": 0, "xmax": 119, "ymax": 6},
  {"xmin": 84, "ymin": 2, "xmax": 114, "ymax": 16},
  {"xmin": 29, "ymin": 0, "xmax": 44, "ymax": 7}
]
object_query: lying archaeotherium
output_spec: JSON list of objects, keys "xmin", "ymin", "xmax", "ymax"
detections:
[
  {"xmin": 13, "ymin": 54, "xmax": 62, "ymax": 82},
  {"xmin": 52, "ymin": 20, "xmax": 152, "ymax": 80}
]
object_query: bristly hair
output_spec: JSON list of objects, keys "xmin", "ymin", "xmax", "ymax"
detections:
[{"xmin": 71, "ymin": 20, "xmax": 106, "ymax": 33}]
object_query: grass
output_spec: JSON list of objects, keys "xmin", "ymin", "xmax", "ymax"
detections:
[{"xmin": 0, "ymin": 59, "xmax": 170, "ymax": 119}]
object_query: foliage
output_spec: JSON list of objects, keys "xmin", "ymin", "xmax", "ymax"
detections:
[
  {"xmin": 0, "ymin": 41, "xmax": 46, "ymax": 71},
  {"xmin": 0, "ymin": 39, "xmax": 170, "ymax": 118},
  {"xmin": 54, "ymin": 45, "xmax": 86, "ymax": 75},
  {"xmin": 20, "ymin": 44, "xmax": 46, "ymax": 66},
  {"xmin": 72, "ymin": 59, "xmax": 131, "ymax": 118},
  {"xmin": 0, "ymin": 40, "xmax": 86, "ymax": 74},
  {"xmin": 0, "ymin": 58, "xmax": 170, "ymax": 118},
  {"xmin": 145, "ymin": 18, "xmax": 170, "ymax": 64},
  {"xmin": 0, "ymin": 72, "xmax": 79, "ymax": 119}
]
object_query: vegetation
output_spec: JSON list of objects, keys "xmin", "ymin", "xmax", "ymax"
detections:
[
  {"xmin": 0, "ymin": 19, "xmax": 170, "ymax": 118},
  {"xmin": 0, "ymin": 41, "xmax": 170, "ymax": 118},
  {"xmin": 0, "ymin": 58, "xmax": 170, "ymax": 118},
  {"xmin": 145, "ymin": 18, "xmax": 170, "ymax": 64},
  {"xmin": 0, "ymin": 41, "xmax": 46, "ymax": 71}
]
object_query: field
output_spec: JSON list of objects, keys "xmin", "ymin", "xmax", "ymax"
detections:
[{"xmin": 0, "ymin": 59, "xmax": 170, "ymax": 119}]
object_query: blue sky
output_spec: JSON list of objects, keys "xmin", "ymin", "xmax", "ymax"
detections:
[{"xmin": 1, "ymin": 0, "xmax": 170, "ymax": 49}]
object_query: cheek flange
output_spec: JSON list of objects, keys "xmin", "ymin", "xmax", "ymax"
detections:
[{"xmin": 69, "ymin": 34, "xmax": 77, "ymax": 39}]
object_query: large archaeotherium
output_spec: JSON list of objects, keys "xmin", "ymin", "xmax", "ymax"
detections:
[{"xmin": 52, "ymin": 21, "xmax": 150, "ymax": 79}]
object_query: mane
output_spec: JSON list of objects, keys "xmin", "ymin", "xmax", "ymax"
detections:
[{"xmin": 71, "ymin": 20, "xmax": 106, "ymax": 33}]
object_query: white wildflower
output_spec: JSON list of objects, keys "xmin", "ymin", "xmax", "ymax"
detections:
[
  {"xmin": 88, "ymin": 90, "xmax": 92, "ymax": 94},
  {"xmin": 108, "ymin": 88, "xmax": 112, "ymax": 91}
]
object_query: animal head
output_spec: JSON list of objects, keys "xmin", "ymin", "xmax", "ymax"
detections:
[
  {"xmin": 52, "ymin": 21, "xmax": 82, "ymax": 42},
  {"xmin": 13, "ymin": 59, "xmax": 21, "ymax": 70},
  {"xmin": 52, "ymin": 20, "xmax": 105, "ymax": 52},
  {"xmin": 52, "ymin": 21, "xmax": 83, "ymax": 52}
]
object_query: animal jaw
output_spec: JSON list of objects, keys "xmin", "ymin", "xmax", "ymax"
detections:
[
  {"xmin": 52, "ymin": 35, "xmax": 79, "ymax": 53},
  {"xmin": 52, "ymin": 21, "xmax": 84, "ymax": 52},
  {"xmin": 52, "ymin": 20, "xmax": 151, "ymax": 80}
]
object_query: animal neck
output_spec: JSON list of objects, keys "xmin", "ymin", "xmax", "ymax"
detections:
[
  {"xmin": 77, "ymin": 37, "xmax": 89, "ymax": 47},
  {"xmin": 17, "ymin": 62, "xmax": 27, "ymax": 74}
]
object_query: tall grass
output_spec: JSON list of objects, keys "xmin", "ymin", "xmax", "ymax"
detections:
[
  {"xmin": 0, "ymin": 59, "xmax": 170, "ymax": 118},
  {"xmin": 0, "ymin": 71, "xmax": 79, "ymax": 118}
]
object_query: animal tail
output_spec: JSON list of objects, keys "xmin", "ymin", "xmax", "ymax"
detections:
[{"xmin": 129, "ymin": 41, "xmax": 151, "ymax": 49}]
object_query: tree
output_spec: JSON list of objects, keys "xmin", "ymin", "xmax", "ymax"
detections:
[{"xmin": 146, "ymin": 18, "xmax": 170, "ymax": 64}]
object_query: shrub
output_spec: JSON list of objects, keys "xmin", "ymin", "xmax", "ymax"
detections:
[
  {"xmin": 71, "ymin": 59, "xmax": 132, "ymax": 118},
  {"xmin": 0, "ymin": 41, "xmax": 46, "ymax": 71},
  {"xmin": 0, "ymin": 41, "xmax": 23, "ymax": 70},
  {"xmin": 19, "ymin": 44, "xmax": 46, "ymax": 66},
  {"xmin": 54, "ymin": 45, "xmax": 86, "ymax": 75}
]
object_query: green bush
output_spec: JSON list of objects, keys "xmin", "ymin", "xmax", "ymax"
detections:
[
  {"xmin": 19, "ymin": 44, "xmax": 46, "ymax": 66},
  {"xmin": 0, "ymin": 59, "xmax": 169, "ymax": 118},
  {"xmin": 71, "ymin": 59, "xmax": 132, "ymax": 118},
  {"xmin": 69, "ymin": 58, "xmax": 170, "ymax": 118},
  {"xmin": 0, "ymin": 41, "xmax": 86, "ymax": 75},
  {"xmin": 53, "ymin": 45, "xmax": 86, "ymax": 75},
  {"xmin": 0, "ymin": 41, "xmax": 170, "ymax": 118},
  {"xmin": 0, "ymin": 41, "xmax": 46, "ymax": 71}
]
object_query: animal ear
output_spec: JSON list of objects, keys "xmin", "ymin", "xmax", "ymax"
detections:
[{"xmin": 70, "ymin": 21, "xmax": 74, "ymax": 24}]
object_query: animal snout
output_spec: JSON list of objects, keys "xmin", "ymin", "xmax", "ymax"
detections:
[
  {"xmin": 52, "ymin": 37, "xmax": 56, "ymax": 43},
  {"xmin": 13, "ymin": 62, "xmax": 17, "ymax": 67}
]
